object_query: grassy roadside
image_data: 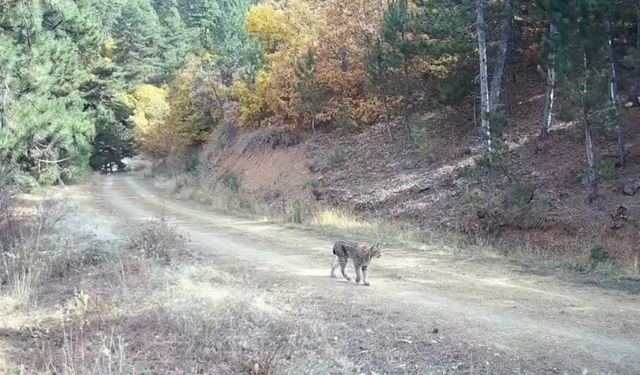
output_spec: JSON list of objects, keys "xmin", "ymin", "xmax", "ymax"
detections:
[{"xmin": 0, "ymin": 194, "xmax": 353, "ymax": 374}]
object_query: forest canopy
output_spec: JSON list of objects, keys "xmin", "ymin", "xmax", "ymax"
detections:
[{"xmin": 1, "ymin": 0, "xmax": 639, "ymax": 197}]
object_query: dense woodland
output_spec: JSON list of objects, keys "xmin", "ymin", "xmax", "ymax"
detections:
[{"xmin": 1, "ymin": 0, "xmax": 639, "ymax": 200}]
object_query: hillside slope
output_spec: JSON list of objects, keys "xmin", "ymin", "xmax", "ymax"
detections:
[{"xmin": 167, "ymin": 73, "xmax": 640, "ymax": 269}]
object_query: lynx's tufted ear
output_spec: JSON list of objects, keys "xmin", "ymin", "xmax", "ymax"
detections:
[{"xmin": 370, "ymin": 241, "xmax": 383, "ymax": 257}]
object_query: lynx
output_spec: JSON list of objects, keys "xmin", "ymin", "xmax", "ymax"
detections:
[{"xmin": 331, "ymin": 240, "xmax": 382, "ymax": 286}]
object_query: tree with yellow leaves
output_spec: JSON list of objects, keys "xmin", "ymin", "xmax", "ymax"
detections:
[
  {"xmin": 165, "ymin": 55, "xmax": 227, "ymax": 155},
  {"xmin": 125, "ymin": 84, "xmax": 170, "ymax": 157},
  {"xmin": 235, "ymin": 0, "xmax": 317, "ymax": 126}
]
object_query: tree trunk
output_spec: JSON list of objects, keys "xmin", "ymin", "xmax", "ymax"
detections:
[
  {"xmin": 635, "ymin": 0, "xmax": 640, "ymax": 105},
  {"xmin": 476, "ymin": 0, "xmax": 492, "ymax": 154},
  {"xmin": 489, "ymin": 0, "xmax": 513, "ymax": 113},
  {"xmin": 383, "ymin": 97, "xmax": 394, "ymax": 142},
  {"xmin": 311, "ymin": 112, "xmax": 317, "ymax": 135},
  {"xmin": 604, "ymin": 17, "xmax": 625, "ymax": 167},
  {"xmin": 0, "ymin": 73, "xmax": 8, "ymax": 129},
  {"xmin": 581, "ymin": 52, "xmax": 598, "ymax": 200},
  {"xmin": 542, "ymin": 23, "xmax": 557, "ymax": 137},
  {"xmin": 401, "ymin": 25, "xmax": 414, "ymax": 142},
  {"xmin": 584, "ymin": 120, "xmax": 598, "ymax": 200}
]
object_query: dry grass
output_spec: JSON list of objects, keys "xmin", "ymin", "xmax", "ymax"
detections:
[
  {"xmin": 0, "ymin": 210, "xmax": 353, "ymax": 374},
  {"xmin": 0, "ymin": 192, "xmax": 68, "ymax": 306},
  {"xmin": 127, "ymin": 216, "xmax": 187, "ymax": 264}
]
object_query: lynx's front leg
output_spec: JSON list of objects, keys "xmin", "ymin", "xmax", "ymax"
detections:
[
  {"xmin": 354, "ymin": 263, "xmax": 363, "ymax": 284},
  {"xmin": 362, "ymin": 265, "xmax": 370, "ymax": 286},
  {"xmin": 330, "ymin": 256, "xmax": 339, "ymax": 278},
  {"xmin": 339, "ymin": 257, "xmax": 352, "ymax": 281}
]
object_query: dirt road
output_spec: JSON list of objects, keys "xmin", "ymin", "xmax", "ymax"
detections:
[{"xmin": 77, "ymin": 174, "xmax": 640, "ymax": 374}]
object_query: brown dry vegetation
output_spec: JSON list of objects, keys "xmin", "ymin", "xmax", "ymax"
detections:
[{"xmin": 0, "ymin": 196, "xmax": 349, "ymax": 374}]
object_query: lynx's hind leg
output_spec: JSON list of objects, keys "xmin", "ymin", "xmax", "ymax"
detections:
[
  {"xmin": 362, "ymin": 265, "xmax": 370, "ymax": 286},
  {"xmin": 330, "ymin": 255, "xmax": 339, "ymax": 278}
]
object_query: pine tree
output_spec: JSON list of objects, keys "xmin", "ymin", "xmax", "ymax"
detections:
[
  {"xmin": 0, "ymin": 0, "xmax": 100, "ymax": 183},
  {"xmin": 294, "ymin": 49, "xmax": 328, "ymax": 134},
  {"xmin": 366, "ymin": 39, "xmax": 398, "ymax": 142},
  {"xmin": 111, "ymin": 0, "xmax": 166, "ymax": 85},
  {"xmin": 162, "ymin": 2, "xmax": 194, "ymax": 75},
  {"xmin": 381, "ymin": 0, "xmax": 415, "ymax": 141},
  {"xmin": 546, "ymin": 0, "xmax": 611, "ymax": 199}
]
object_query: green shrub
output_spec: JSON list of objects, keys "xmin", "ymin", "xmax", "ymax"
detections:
[
  {"xmin": 509, "ymin": 181, "xmax": 535, "ymax": 209},
  {"xmin": 305, "ymin": 179, "xmax": 320, "ymax": 190},
  {"xmin": 336, "ymin": 104, "xmax": 355, "ymax": 133},
  {"xmin": 222, "ymin": 172, "xmax": 241, "ymax": 192},
  {"xmin": 327, "ymin": 150, "xmax": 346, "ymax": 167},
  {"xmin": 185, "ymin": 156, "xmax": 200, "ymax": 174},
  {"xmin": 590, "ymin": 245, "xmax": 613, "ymax": 267},
  {"xmin": 413, "ymin": 124, "xmax": 432, "ymax": 155},
  {"xmin": 127, "ymin": 217, "xmax": 186, "ymax": 264},
  {"xmin": 556, "ymin": 106, "xmax": 575, "ymax": 122},
  {"xmin": 461, "ymin": 188, "xmax": 486, "ymax": 210},
  {"xmin": 456, "ymin": 165, "xmax": 484, "ymax": 183},
  {"xmin": 288, "ymin": 200, "xmax": 305, "ymax": 224},
  {"xmin": 216, "ymin": 137, "xmax": 227, "ymax": 150},
  {"xmin": 597, "ymin": 159, "xmax": 618, "ymax": 181}
]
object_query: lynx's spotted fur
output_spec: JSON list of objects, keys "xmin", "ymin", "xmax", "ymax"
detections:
[{"xmin": 331, "ymin": 240, "xmax": 382, "ymax": 286}]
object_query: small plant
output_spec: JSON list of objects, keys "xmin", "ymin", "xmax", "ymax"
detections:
[
  {"xmin": 456, "ymin": 165, "xmax": 485, "ymax": 183},
  {"xmin": 597, "ymin": 159, "xmax": 618, "ymax": 181},
  {"xmin": 460, "ymin": 188, "xmax": 486, "ymax": 210},
  {"xmin": 413, "ymin": 123, "xmax": 432, "ymax": 155},
  {"xmin": 327, "ymin": 150, "xmax": 346, "ymax": 167},
  {"xmin": 556, "ymin": 106, "xmax": 576, "ymax": 122},
  {"xmin": 185, "ymin": 156, "xmax": 200, "ymax": 174},
  {"xmin": 127, "ymin": 217, "xmax": 186, "ymax": 263},
  {"xmin": 336, "ymin": 104, "xmax": 356, "ymax": 133},
  {"xmin": 288, "ymin": 200, "xmax": 305, "ymax": 224},
  {"xmin": 63, "ymin": 288, "xmax": 90, "ymax": 319},
  {"xmin": 216, "ymin": 137, "xmax": 227, "ymax": 150},
  {"xmin": 305, "ymin": 179, "xmax": 320, "ymax": 190},
  {"xmin": 509, "ymin": 181, "xmax": 535, "ymax": 209},
  {"xmin": 590, "ymin": 245, "xmax": 613, "ymax": 268},
  {"xmin": 222, "ymin": 172, "xmax": 241, "ymax": 192}
]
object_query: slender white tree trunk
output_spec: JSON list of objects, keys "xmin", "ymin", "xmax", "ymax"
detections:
[
  {"xmin": 584, "ymin": 121, "xmax": 597, "ymax": 195},
  {"xmin": 476, "ymin": 0, "xmax": 492, "ymax": 154},
  {"xmin": 489, "ymin": 0, "xmax": 513, "ymax": 112},
  {"xmin": 604, "ymin": 17, "xmax": 625, "ymax": 167},
  {"xmin": 542, "ymin": 23, "xmax": 557, "ymax": 137},
  {"xmin": 635, "ymin": 0, "xmax": 640, "ymax": 105},
  {"xmin": 581, "ymin": 51, "xmax": 597, "ymax": 199}
]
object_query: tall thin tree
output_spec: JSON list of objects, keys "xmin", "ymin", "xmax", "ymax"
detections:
[
  {"xmin": 476, "ymin": 0, "xmax": 492, "ymax": 154},
  {"xmin": 603, "ymin": 16, "xmax": 625, "ymax": 167},
  {"xmin": 542, "ymin": 22, "xmax": 557, "ymax": 137}
]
